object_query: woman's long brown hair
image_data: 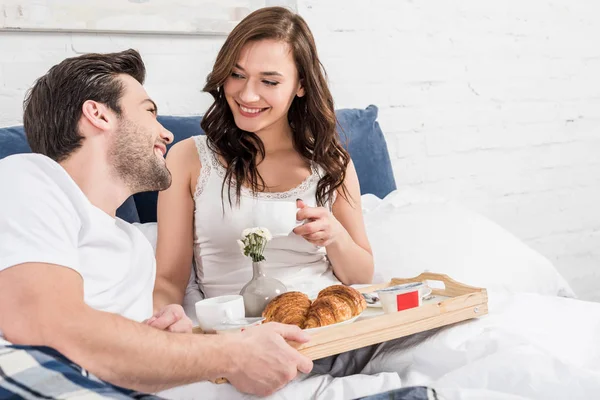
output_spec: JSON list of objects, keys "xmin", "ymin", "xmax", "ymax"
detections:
[{"xmin": 201, "ymin": 6, "xmax": 350, "ymax": 207}]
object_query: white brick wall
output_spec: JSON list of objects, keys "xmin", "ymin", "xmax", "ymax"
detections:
[
  {"xmin": 1, "ymin": 1, "xmax": 599, "ymax": 300},
  {"xmin": 300, "ymin": 0, "xmax": 600, "ymax": 301},
  {"xmin": 0, "ymin": 31, "xmax": 226, "ymax": 126}
]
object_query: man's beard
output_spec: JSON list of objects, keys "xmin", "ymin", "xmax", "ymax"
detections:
[{"xmin": 108, "ymin": 119, "xmax": 172, "ymax": 193}]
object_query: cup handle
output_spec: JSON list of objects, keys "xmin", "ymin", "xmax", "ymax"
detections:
[
  {"xmin": 295, "ymin": 208, "xmax": 305, "ymax": 226},
  {"xmin": 421, "ymin": 285, "xmax": 433, "ymax": 298}
]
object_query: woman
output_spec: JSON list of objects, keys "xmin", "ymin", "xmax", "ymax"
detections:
[{"xmin": 153, "ymin": 6, "xmax": 374, "ymax": 317}]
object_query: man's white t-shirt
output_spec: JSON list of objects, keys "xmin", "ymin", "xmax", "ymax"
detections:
[{"xmin": 0, "ymin": 154, "xmax": 155, "ymax": 340}]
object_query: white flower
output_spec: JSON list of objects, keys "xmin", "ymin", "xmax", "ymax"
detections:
[
  {"xmin": 241, "ymin": 227, "xmax": 273, "ymax": 242},
  {"xmin": 239, "ymin": 226, "xmax": 273, "ymax": 262},
  {"xmin": 255, "ymin": 227, "xmax": 273, "ymax": 241},
  {"xmin": 242, "ymin": 228, "xmax": 254, "ymax": 238}
]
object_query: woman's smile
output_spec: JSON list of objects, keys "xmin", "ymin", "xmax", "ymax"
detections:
[{"xmin": 237, "ymin": 101, "xmax": 270, "ymax": 118}]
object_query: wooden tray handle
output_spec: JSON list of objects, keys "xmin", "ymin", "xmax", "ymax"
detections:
[
  {"xmin": 356, "ymin": 272, "xmax": 483, "ymax": 297},
  {"xmin": 391, "ymin": 272, "xmax": 483, "ymax": 297}
]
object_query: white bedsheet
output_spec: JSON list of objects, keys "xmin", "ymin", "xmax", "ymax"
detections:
[
  {"xmin": 367, "ymin": 291, "xmax": 600, "ymax": 400},
  {"xmin": 159, "ymin": 290, "xmax": 600, "ymax": 400}
]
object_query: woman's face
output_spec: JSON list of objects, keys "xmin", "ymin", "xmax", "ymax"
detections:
[{"xmin": 223, "ymin": 39, "xmax": 305, "ymax": 135}]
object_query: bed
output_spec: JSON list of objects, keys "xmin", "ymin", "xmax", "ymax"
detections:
[{"xmin": 2, "ymin": 106, "xmax": 598, "ymax": 399}]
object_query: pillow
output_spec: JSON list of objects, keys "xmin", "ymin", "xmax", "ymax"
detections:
[
  {"xmin": 134, "ymin": 106, "xmax": 396, "ymax": 223},
  {"xmin": 0, "ymin": 125, "xmax": 141, "ymax": 224},
  {"xmin": 364, "ymin": 188, "xmax": 575, "ymax": 298},
  {"xmin": 0, "ymin": 126, "xmax": 30, "ymax": 159},
  {"xmin": 338, "ymin": 105, "xmax": 396, "ymax": 200}
]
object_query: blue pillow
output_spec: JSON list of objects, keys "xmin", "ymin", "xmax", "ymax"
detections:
[
  {"xmin": 337, "ymin": 105, "xmax": 396, "ymax": 200},
  {"xmin": 0, "ymin": 126, "xmax": 30, "ymax": 159},
  {"xmin": 0, "ymin": 125, "xmax": 140, "ymax": 223}
]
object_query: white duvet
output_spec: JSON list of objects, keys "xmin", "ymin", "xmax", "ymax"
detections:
[
  {"xmin": 156, "ymin": 189, "xmax": 600, "ymax": 399},
  {"xmin": 161, "ymin": 291, "xmax": 600, "ymax": 400},
  {"xmin": 370, "ymin": 290, "xmax": 600, "ymax": 400}
]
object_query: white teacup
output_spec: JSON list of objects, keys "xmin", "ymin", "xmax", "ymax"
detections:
[
  {"xmin": 195, "ymin": 295, "xmax": 245, "ymax": 333},
  {"xmin": 253, "ymin": 201, "xmax": 303, "ymax": 237}
]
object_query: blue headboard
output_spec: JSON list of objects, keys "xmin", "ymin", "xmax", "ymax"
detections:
[{"xmin": 0, "ymin": 105, "xmax": 396, "ymax": 223}]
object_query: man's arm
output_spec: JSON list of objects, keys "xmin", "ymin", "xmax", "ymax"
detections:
[{"xmin": 0, "ymin": 262, "xmax": 312, "ymax": 395}]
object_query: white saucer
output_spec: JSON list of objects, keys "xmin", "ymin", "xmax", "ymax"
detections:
[{"xmin": 213, "ymin": 317, "xmax": 264, "ymax": 333}]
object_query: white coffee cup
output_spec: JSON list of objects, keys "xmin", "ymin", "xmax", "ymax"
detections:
[
  {"xmin": 253, "ymin": 201, "xmax": 303, "ymax": 237},
  {"xmin": 376, "ymin": 282, "xmax": 432, "ymax": 314},
  {"xmin": 195, "ymin": 295, "xmax": 245, "ymax": 333}
]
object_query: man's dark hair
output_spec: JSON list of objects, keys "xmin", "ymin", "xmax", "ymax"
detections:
[{"xmin": 23, "ymin": 49, "xmax": 146, "ymax": 162}]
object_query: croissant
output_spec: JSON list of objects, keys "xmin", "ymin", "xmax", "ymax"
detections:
[
  {"xmin": 317, "ymin": 285, "xmax": 367, "ymax": 316},
  {"xmin": 262, "ymin": 291, "xmax": 311, "ymax": 328},
  {"xmin": 304, "ymin": 296, "xmax": 354, "ymax": 329},
  {"xmin": 262, "ymin": 285, "xmax": 367, "ymax": 329}
]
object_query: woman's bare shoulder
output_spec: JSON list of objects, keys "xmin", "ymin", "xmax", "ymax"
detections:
[{"xmin": 166, "ymin": 137, "xmax": 203, "ymax": 169}]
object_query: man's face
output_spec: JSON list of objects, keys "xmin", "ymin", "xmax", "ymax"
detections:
[{"xmin": 108, "ymin": 75, "xmax": 174, "ymax": 193}]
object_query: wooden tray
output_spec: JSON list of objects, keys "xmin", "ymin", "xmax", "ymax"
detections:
[
  {"xmin": 196, "ymin": 272, "xmax": 487, "ymax": 384},
  {"xmin": 293, "ymin": 272, "xmax": 488, "ymax": 360}
]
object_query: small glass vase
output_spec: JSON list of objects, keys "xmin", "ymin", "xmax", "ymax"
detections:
[{"xmin": 239, "ymin": 260, "xmax": 287, "ymax": 317}]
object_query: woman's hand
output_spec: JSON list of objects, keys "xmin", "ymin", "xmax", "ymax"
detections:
[{"xmin": 292, "ymin": 199, "xmax": 345, "ymax": 247}]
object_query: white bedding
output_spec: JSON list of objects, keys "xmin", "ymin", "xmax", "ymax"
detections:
[
  {"xmin": 160, "ymin": 291, "xmax": 600, "ymax": 400},
  {"xmin": 366, "ymin": 290, "xmax": 600, "ymax": 400},
  {"xmin": 152, "ymin": 189, "xmax": 599, "ymax": 399}
]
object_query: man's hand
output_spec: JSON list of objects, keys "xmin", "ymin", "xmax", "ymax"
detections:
[
  {"xmin": 224, "ymin": 322, "xmax": 313, "ymax": 397},
  {"xmin": 144, "ymin": 304, "xmax": 193, "ymax": 333}
]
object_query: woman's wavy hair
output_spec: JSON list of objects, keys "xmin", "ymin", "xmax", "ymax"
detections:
[{"xmin": 201, "ymin": 6, "xmax": 350, "ymax": 207}]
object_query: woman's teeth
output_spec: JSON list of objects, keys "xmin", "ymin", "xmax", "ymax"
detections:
[{"xmin": 240, "ymin": 105, "xmax": 263, "ymax": 114}]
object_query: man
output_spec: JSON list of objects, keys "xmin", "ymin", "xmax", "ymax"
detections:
[{"xmin": 0, "ymin": 49, "xmax": 312, "ymax": 397}]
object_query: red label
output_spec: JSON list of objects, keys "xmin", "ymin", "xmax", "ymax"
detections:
[{"xmin": 396, "ymin": 291, "xmax": 419, "ymax": 311}]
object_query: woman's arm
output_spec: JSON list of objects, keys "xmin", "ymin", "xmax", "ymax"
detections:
[
  {"xmin": 326, "ymin": 160, "xmax": 374, "ymax": 284},
  {"xmin": 154, "ymin": 138, "xmax": 201, "ymax": 311},
  {"xmin": 295, "ymin": 160, "xmax": 374, "ymax": 285}
]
